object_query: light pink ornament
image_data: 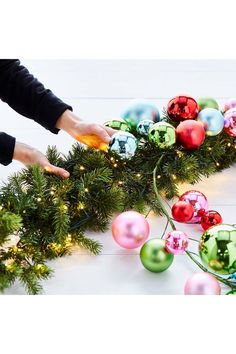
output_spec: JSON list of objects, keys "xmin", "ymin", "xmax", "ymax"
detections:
[
  {"xmin": 224, "ymin": 98, "xmax": 236, "ymax": 112},
  {"xmin": 179, "ymin": 190, "xmax": 208, "ymax": 223},
  {"xmin": 112, "ymin": 211, "xmax": 150, "ymax": 249},
  {"xmin": 184, "ymin": 273, "xmax": 221, "ymax": 295},
  {"xmin": 165, "ymin": 230, "xmax": 189, "ymax": 254},
  {"xmin": 224, "ymin": 108, "xmax": 236, "ymax": 137}
]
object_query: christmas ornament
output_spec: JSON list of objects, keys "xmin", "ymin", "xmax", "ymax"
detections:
[
  {"xmin": 184, "ymin": 273, "xmax": 221, "ymax": 295},
  {"xmin": 104, "ymin": 118, "xmax": 130, "ymax": 132},
  {"xmin": 198, "ymin": 97, "xmax": 219, "ymax": 111},
  {"xmin": 226, "ymin": 290, "xmax": 236, "ymax": 295},
  {"xmin": 224, "ymin": 98, "xmax": 236, "ymax": 112},
  {"xmin": 176, "ymin": 120, "xmax": 205, "ymax": 149},
  {"xmin": 171, "ymin": 201, "xmax": 194, "ymax": 223},
  {"xmin": 140, "ymin": 239, "xmax": 174, "ymax": 273},
  {"xmin": 109, "ymin": 132, "xmax": 137, "ymax": 159},
  {"xmin": 198, "ymin": 108, "xmax": 224, "ymax": 136},
  {"xmin": 148, "ymin": 122, "xmax": 176, "ymax": 148},
  {"xmin": 121, "ymin": 100, "xmax": 160, "ymax": 128},
  {"xmin": 179, "ymin": 190, "xmax": 208, "ymax": 223},
  {"xmin": 112, "ymin": 211, "xmax": 150, "ymax": 249},
  {"xmin": 165, "ymin": 230, "xmax": 189, "ymax": 254},
  {"xmin": 201, "ymin": 210, "xmax": 223, "ymax": 230},
  {"xmin": 137, "ymin": 119, "xmax": 154, "ymax": 136},
  {"xmin": 199, "ymin": 224, "xmax": 236, "ymax": 275},
  {"xmin": 224, "ymin": 108, "xmax": 236, "ymax": 137},
  {"xmin": 77, "ymin": 135, "xmax": 108, "ymax": 151},
  {"xmin": 167, "ymin": 95, "xmax": 199, "ymax": 122}
]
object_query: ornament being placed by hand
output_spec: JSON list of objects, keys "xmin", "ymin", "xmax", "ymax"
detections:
[
  {"xmin": 199, "ymin": 224, "xmax": 236, "ymax": 275},
  {"xmin": 224, "ymin": 108, "xmax": 236, "ymax": 137},
  {"xmin": 200, "ymin": 210, "xmax": 223, "ymax": 230},
  {"xmin": 140, "ymin": 238, "xmax": 174, "ymax": 272},
  {"xmin": 167, "ymin": 95, "xmax": 199, "ymax": 122},
  {"xmin": 198, "ymin": 97, "xmax": 219, "ymax": 111},
  {"xmin": 109, "ymin": 132, "xmax": 137, "ymax": 159},
  {"xmin": 165, "ymin": 230, "xmax": 189, "ymax": 254},
  {"xmin": 112, "ymin": 211, "xmax": 150, "ymax": 249},
  {"xmin": 179, "ymin": 190, "xmax": 208, "ymax": 223},
  {"xmin": 198, "ymin": 108, "xmax": 224, "ymax": 136},
  {"xmin": 224, "ymin": 98, "xmax": 236, "ymax": 112},
  {"xmin": 104, "ymin": 118, "xmax": 131, "ymax": 132},
  {"xmin": 176, "ymin": 120, "xmax": 205, "ymax": 150},
  {"xmin": 184, "ymin": 273, "xmax": 221, "ymax": 295},
  {"xmin": 148, "ymin": 122, "xmax": 176, "ymax": 148},
  {"xmin": 171, "ymin": 201, "xmax": 194, "ymax": 223},
  {"xmin": 121, "ymin": 100, "xmax": 160, "ymax": 128},
  {"xmin": 137, "ymin": 119, "xmax": 154, "ymax": 136}
]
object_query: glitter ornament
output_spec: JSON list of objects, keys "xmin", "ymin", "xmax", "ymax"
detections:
[
  {"xmin": 198, "ymin": 108, "xmax": 224, "ymax": 136},
  {"xmin": 199, "ymin": 224, "xmax": 236, "ymax": 275},
  {"xmin": 112, "ymin": 211, "xmax": 149, "ymax": 249},
  {"xmin": 167, "ymin": 95, "xmax": 199, "ymax": 122},
  {"xmin": 109, "ymin": 132, "xmax": 137, "ymax": 159},
  {"xmin": 121, "ymin": 100, "xmax": 160, "ymax": 128},
  {"xmin": 137, "ymin": 119, "xmax": 154, "ymax": 136},
  {"xmin": 198, "ymin": 97, "xmax": 219, "ymax": 111},
  {"xmin": 179, "ymin": 190, "xmax": 208, "ymax": 223},
  {"xmin": 165, "ymin": 230, "xmax": 189, "ymax": 254},
  {"xmin": 224, "ymin": 108, "xmax": 236, "ymax": 137},
  {"xmin": 176, "ymin": 120, "xmax": 205, "ymax": 150},
  {"xmin": 148, "ymin": 122, "xmax": 176, "ymax": 148},
  {"xmin": 224, "ymin": 98, "xmax": 236, "ymax": 112},
  {"xmin": 104, "ymin": 118, "xmax": 130, "ymax": 132},
  {"xmin": 184, "ymin": 273, "xmax": 221, "ymax": 295},
  {"xmin": 171, "ymin": 201, "xmax": 194, "ymax": 223},
  {"xmin": 200, "ymin": 210, "xmax": 223, "ymax": 230}
]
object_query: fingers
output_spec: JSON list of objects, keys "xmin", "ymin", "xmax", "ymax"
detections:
[
  {"xmin": 90, "ymin": 125, "xmax": 111, "ymax": 144},
  {"xmin": 44, "ymin": 164, "xmax": 70, "ymax": 179},
  {"xmin": 103, "ymin": 126, "xmax": 117, "ymax": 137}
]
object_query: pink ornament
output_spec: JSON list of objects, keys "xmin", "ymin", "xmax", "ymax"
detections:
[
  {"xmin": 112, "ymin": 211, "xmax": 150, "ymax": 249},
  {"xmin": 224, "ymin": 98, "xmax": 236, "ymax": 112},
  {"xmin": 165, "ymin": 230, "xmax": 189, "ymax": 254},
  {"xmin": 179, "ymin": 190, "xmax": 208, "ymax": 223},
  {"xmin": 184, "ymin": 273, "xmax": 221, "ymax": 295},
  {"xmin": 224, "ymin": 108, "xmax": 236, "ymax": 137}
]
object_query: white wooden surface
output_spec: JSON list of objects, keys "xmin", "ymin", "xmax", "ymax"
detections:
[{"xmin": 1, "ymin": 60, "xmax": 236, "ymax": 294}]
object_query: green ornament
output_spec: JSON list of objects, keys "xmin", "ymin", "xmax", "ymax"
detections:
[
  {"xmin": 104, "ymin": 118, "xmax": 130, "ymax": 132},
  {"xmin": 198, "ymin": 97, "xmax": 219, "ymax": 111},
  {"xmin": 148, "ymin": 122, "xmax": 176, "ymax": 148},
  {"xmin": 226, "ymin": 290, "xmax": 236, "ymax": 295},
  {"xmin": 199, "ymin": 224, "xmax": 236, "ymax": 275},
  {"xmin": 140, "ymin": 238, "xmax": 174, "ymax": 273}
]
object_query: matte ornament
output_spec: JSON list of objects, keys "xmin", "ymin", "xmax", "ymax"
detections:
[
  {"xmin": 165, "ymin": 230, "xmax": 189, "ymax": 254},
  {"xmin": 171, "ymin": 201, "xmax": 194, "ymax": 223},
  {"xmin": 224, "ymin": 98, "xmax": 236, "ymax": 112},
  {"xmin": 201, "ymin": 210, "xmax": 223, "ymax": 231},
  {"xmin": 148, "ymin": 122, "xmax": 176, "ymax": 148},
  {"xmin": 179, "ymin": 190, "xmax": 208, "ymax": 223},
  {"xmin": 140, "ymin": 238, "xmax": 174, "ymax": 273},
  {"xmin": 121, "ymin": 100, "xmax": 160, "ymax": 128},
  {"xmin": 199, "ymin": 224, "xmax": 236, "ymax": 275},
  {"xmin": 137, "ymin": 119, "xmax": 154, "ymax": 136},
  {"xmin": 184, "ymin": 273, "xmax": 221, "ymax": 295},
  {"xmin": 198, "ymin": 108, "xmax": 224, "ymax": 136},
  {"xmin": 224, "ymin": 108, "xmax": 236, "ymax": 137},
  {"xmin": 198, "ymin": 97, "xmax": 219, "ymax": 111},
  {"xmin": 104, "ymin": 118, "xmax": 130, "ymax": 132},
  {"xmin": 112, "ymin": 211, "xmax": 150, "ymax": 249},
  {"xmin": 109, "ymin": 132, "xmax": 137, "ymax": 159},
  {"xmin": 167, "ymin": 95, "xmax": 199, "ymax": 122},
  {"xmin": 176, "ymin": 120, "xmax": 205, "ymax": 150}
]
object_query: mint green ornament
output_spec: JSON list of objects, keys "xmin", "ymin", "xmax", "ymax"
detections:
[
  {"xmin": 198, "ymin": 97, "xmax": 219, "ymax": 111},
  {"xmin": 104, "ymin": 118, "xmax": 130, "ymax": 132},
  {"xmin": 148, "ymin": 122, "xmax": 176, "ymax": 148}
]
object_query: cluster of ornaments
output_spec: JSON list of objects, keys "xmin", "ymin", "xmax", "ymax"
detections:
[{"xmin": 105, "ymin": 96, "xmax": 236, "ymax": 159}]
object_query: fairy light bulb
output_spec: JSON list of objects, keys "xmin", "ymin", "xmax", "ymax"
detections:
[
  {"xmin": 84, "ymin": 188, "xmax": 89, "ymax": 192},
  {"xmin": 80, "ymin": 165, "xmax": 85, "ymax": 171},
  {"xmin": 37, "ymin": 197, "xmax": 42, "ymax": 202}
]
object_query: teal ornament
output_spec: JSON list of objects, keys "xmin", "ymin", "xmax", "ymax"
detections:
[
  {"xmin": 121, "ymin": 100, "xmax": 160, "ymax": 128},
  {"xmin": 197, "ymin": 108, "xmax": 224, "ymax": 136},
  {"xmin": 137, "ymin": 119, "xmax": 154, "ymax": 136},
  {"xmin": 109, "ymin": 132, "xmax": 137, "ymax": 159}
]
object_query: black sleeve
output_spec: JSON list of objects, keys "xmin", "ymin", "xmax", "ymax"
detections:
[
  {"xmin": 0, "ymin": 132, "xmax": 16, "ymax": 166},
  {"xmin": 0, "ymin": 59, "xmax": 72, "ymax": 134}
]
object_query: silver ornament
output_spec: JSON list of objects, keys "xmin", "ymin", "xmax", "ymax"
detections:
[{"xmin": 109, "ymin": 132, "xmax": 137, "ymax": 159}]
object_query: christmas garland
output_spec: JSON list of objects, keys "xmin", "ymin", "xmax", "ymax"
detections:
[{"xmin": 1, "ymin": 95, "xmax": 236, "ymax": 294}]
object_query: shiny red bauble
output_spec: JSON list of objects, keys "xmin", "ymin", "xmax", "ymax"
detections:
[
  {"xmin": 171, "ymin": 201, "xmax": 194, "ymax": 223},
  {"xmin": 167, "ymin": 95, "xmax": 199, "ymax": 122},
  {"xmin": 176, "ymin": 120, "xmax": 205, "ymax": 149},
  {"xmin": 200, "ymin": 210, "xmax": 223, "ymax": 230}
]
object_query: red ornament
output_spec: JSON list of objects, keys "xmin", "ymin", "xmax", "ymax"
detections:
[
  {"xmin": 176, "ymin": 120, "xmax": 205, "ymax": 149},
  {"xmin": 201, "ymin": 210, "xmax": 223, "ymax": 230},
  {"xmin": 172, "ymin": 201, "xmax": 194, "ymax": 223},
  {"xmin": 167, "ymin": 95, "xmax": 199, "ymax": 122}
]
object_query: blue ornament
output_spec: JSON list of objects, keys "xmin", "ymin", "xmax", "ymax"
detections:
[
  {"xmin": 121, "ymin": 100, "xmax": 160, "ymax": 128},
  {"xmin": 109, "ymin": 132, "xmax": 137, "ymax": 159},
  {"xmin": 198, "ymin": 108, "xmax": 224, "ymax": 136},
  {"xmin": 137, "ymin": 119, "xmax": 154, "ymax": 136}
]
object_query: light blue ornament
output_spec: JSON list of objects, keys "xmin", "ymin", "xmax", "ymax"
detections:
[
  {"xmin": 121, "ymin": 100, "xmax": 160, "ymax": 128},
  {"xmin": 109, "ymin": 132, "xmax": 137, "ymax": 159},
  {"xmin": 137, "ymin": 119, "xmax": 154, "ymax": 136},
  {"xmin": 198, "ymin": 108, "xmax": 224, "ymax": 136}
]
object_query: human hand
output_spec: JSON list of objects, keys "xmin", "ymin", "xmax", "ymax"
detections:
[{"xmin": 13, "ymin": 142, "xmax": 70, "ymax": 178}]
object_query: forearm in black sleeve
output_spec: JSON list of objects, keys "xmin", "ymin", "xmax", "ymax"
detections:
[
  {"xmin": 0, "ymin": 59, "xmax": 72, "ymax": 134},
  {"xmin": 0, "ymin": 132, "xmax": 16, "ymax": 166}
]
